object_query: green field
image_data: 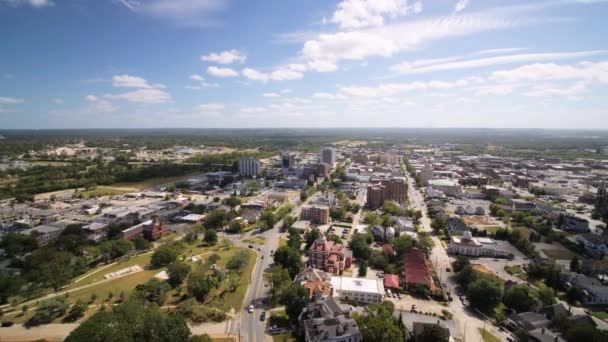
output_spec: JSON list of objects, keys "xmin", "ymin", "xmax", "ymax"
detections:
[
  {"xmin": 272, "ymin": 333, "xmax": 296, "ymax": 342},
  {"xmin": 67, "ymin": 252, "xmax": 154, "ymax": 289},
  {"xmin": 244, "ymin": 236, "xmax": 266, "ymax": 245},
  {"xmin": 592, "ymin": 311, "xmax": 608, "ymax": 321},
  {"xmin": 504, "ymin": 265, "xmax": 528, "ymax": 281},
  {"xmin": 479, "ymin": 328, "xmax": 501, "ymax": 342},
  {"xmin": 542, "ymin": 248, "xmax": 576, "ymax": 260},
  {"xmin": 80, "ymin": 186, "xmax": 132, "ymax": 198}
]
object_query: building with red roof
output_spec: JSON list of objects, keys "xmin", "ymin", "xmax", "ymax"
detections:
[
  {"xmin": 402, "ymin": 248, "xmax": 436, "ymax": 292},
  {"xmin": 309, "ymin": 237, "xmax": 352, "ymax": 275},
  {"xmin": 383, "ymin": 274, "xmax": 400, "ymax": 289}
]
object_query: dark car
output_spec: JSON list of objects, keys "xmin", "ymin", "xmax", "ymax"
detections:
[
  {"xmin": 260, "ymin": 311, "xmax": 266, "ymax": 321},
  {"xmin": 248, "ymin": 245, "xmax": 254, "ymax": 249},
  {"xmin": 1, "ymin": 321, "xmax": 14, "ymax": 327}
]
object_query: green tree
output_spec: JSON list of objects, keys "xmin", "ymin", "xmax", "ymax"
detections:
[
  {"xmin": 64, "ymin": 299, "xmax": 88, "ymax": 322},
  {"xmin": 363, "ymin": 212, "xmax": 380, "ymax": 227},
  {"xmin": 304, "ymin": 229, "xmax": 321, "ymax": 248},
  {"xmin": 467, "ymin": 278, "xmax": 502, "ymax": 313},
  {"xmin": 204, "ymin": 209, "xmax": 228, "ymax": 229},
  {"xmin": 358, "ymin": 261, "xmax": 368, "ymax": 277},
  {"xmin": 187, "ymin": 272, "xmax": 219, "ymax": 302},
  {"xmin": 227, "ymin": 219, "xmax": 246, "ymax": 234},
  {"xmin": 452, "ymin": 256, "xmax": 471, "ymax": 272},
  {"xmin": 135, "ymin": 278, "xmax": 170, "ymax": 305},
  {"xmin": 167, "ymin": 262, "xmax": 191, "ymax": 288},
  {"xmin": 264, "ymin": 266, "xmax": 292, "ymax": 303},
  {"xmin": 133, "ymin": 236, "xmax": 152, "ymax": 250},
  {"xmin": 27, "ymin": 296, "xmax": 69, "ymax": 326},
  {"xmin": 204, "ymin": 229, "xmax": 218, "ymax": 246},
  {"xmin": 287, "ymin": 228, "xmax": 303, "ymax": 249},
  {"xmin": 0, "ymin": 272, "xmax": 23, "ymax": 304},
  {"xmin": 151, "ymin": 243, "xmax": 182, "ymax": 268},
  {"xmin": 416, "ymin": 324, "xmax": 449, "ymax": 342},
  {"xmin": 503, "ymin": 284, "xmax": 540, "ymax": 313},
  {"xmin": 281, "ymin": 284, "xmax": 309, "ymax": 324},
  {"xmin": 273, "ymin": 246, "xmax": 303, "ymax": 278},
  {"xmin": 226, "ymin": 250, "xmax": 250, "ymax": 271},
  {"xmin": 350, "ymin": 234, "xmax": 372, "ymax": 260},
  {"xmin": 392, "ymin": 235, "xmax": 413, "ymax": 257},
  {"xmin": 570, "ymin": 255, "xmax": 580, "ymax": 273},
  {"xmin": 222, "ymin": 196, "xmax": 241, "ymax": 208},
  {"xmin": 355, "ymin": 301, "xmax": 403, "ymax": 342}
]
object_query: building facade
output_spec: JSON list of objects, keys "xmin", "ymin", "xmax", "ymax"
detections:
[
  {"xmin": 321, "ymin": 147, "xmax": 337, "ymax": 167},
  {"xmin": 309, "ymin": 237, "xmax": 350, "ymax": 275},
  {"xmin": 281, "ymin": 151, "xmax": 296, "ymax": 169},
  {"xmin": 330, "ymin": 276, "xmax": 384, "ymax": 304},
  {"xmin": 366, "ymin": 177, "xmax": 408, "ymax": 209},
  {"xmin": 301, "ymin": 205, "xmax": 330, "ymax": 225},
  {"xmin": 238, "ymin": 157, "xmax": 260, "ymax": 177}
]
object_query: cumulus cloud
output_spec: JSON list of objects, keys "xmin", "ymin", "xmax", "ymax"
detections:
[
  {"xmin": 242, "ymin": 64, "xmax": 305, "ymax": 82},
  {"xmin": 189, "ymin": 74, "xmax": 205, "ymax": 81},
  {"xmin": 302, "ymin": 12, "xmax": 514, "ymax": 72},
  {"xmin": 105, "ymin": 89, "xmax": 171, "ymax": 104},
  {"xmin": 0, "ymin": 96, "xmax": 24, "ymax": 104},
  {"xmin": 201, "ymin": 49, "xmax": 247, "ymax": 64},
  {"xmin": 207, "ymin": 66, "xmax": 239, "ymax": 78},
  {"xmin": 331, "ymin": 0, "xmax": 422, "ymax": 29},
  {"xmin": 490, "ymin": 61, "xmax": 608, "ymax": 83},
  {"xmin": 112, "ymin": 74, "xmax": 165, "ymax": 89},
  {"xmin": 340, "ymin": 79, "xmax": 469, "ymax": 98},
  {"xmin": 454, "ymin": 0, "xmax": 470, "ymax": 12},
  {"xmin": 263, "ymin": 92, "xmax": 280, "ymax": 98}
]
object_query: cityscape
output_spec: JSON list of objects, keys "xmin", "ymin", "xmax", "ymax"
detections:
[{"xmin": 1, "ymin": 1, "xmax": 608, "ymax": 342}]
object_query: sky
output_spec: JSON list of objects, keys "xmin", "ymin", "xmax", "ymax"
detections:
[{"xmin": 1, "ymin": 0, "xmax": 608, "ymax": 129}]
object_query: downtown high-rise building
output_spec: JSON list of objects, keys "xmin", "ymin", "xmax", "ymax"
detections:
[
  {"xmin": 281, "ymin": 151, "xmax": 296, "ymax": 169},
  {"xmin": 238, "ymin": 157, "xmax": 260, "ymax": 177},
  {"xmin": 320, "ymin": 147, "xmax": 336, "ymax": 167},
  {"xmin": 366, "ymin": 177, "xmax": 408, "ymax": 209}
]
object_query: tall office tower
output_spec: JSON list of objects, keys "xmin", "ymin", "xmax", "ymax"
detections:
[
  {"xmin": 420, "ymin": 163, "xmax": 434, "ymax": 186},
  {"xmin": 281, "ymin": 151, "xmax": 296, "ymax": 169},
  {"xmin": 320, "ymin": 147, "xmax": 336, "ymax": 167},
  {"xmin": 238, "ymin": 157, "xmax": 260, "ymax": 177},
  {"xmin": 366, "ymin": 184, "xmax": 387, "ymax": 210},
  {"xmin": 382, "ymin": 177, "xmax": 408, "ymax": 203}
]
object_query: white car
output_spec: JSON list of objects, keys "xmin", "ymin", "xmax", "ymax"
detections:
[{"xmin": 248, "ymin": 305, "xmax": 254, "ymax": 313}]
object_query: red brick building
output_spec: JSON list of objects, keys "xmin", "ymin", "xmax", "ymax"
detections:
[
  {"xmin": 300, "ymin": 205, "xmax": 330, "ymax": 225},
  {"xmin": 308, "ymin": 237, "xmax": 351, "ymax": 275},
  {"xmin": 403, "ymin": 249, "xmax": 436, "ymax": 292},
  {"xmin": 366, "ymin": 177, "xmax": 408, "ymax": 209}
]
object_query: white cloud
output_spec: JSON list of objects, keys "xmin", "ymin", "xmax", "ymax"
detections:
[
  {"xmin": 201, "ymin": 49, "xmax": 247, "ymax": 64},
  {"xmin": 477, "ymin": 47, "xmax": 527, "ymax": 55},
  {"xmin": 207, "ymin": 66, "xmax": 239, "ymax": 78},
  {"xmin": 105, "ymin": 89, "xmax": 171, "ymax": 104},
  {"xmin": 391, "ymin": 50, "xmax": 606, "ymax": 74},
  {"xmin": 331, "ymin": 0, "xmax": 421, "ymax": 29},
  {"xmin": 454, "ymin": 0, "xmax": 470, "ymax": 12},
  {"xmin": 117, "ymin": 0, "xmax": 227, "ymax": 26},
  {"xmin": 240, "ymin": 106, "xmax": 266, "ymax": 113},
  {"xmin": 51, "ymin": 97, "xmax": 63, "ymax": 104},
  {"xmin": 242, "ymin": 65, "xmax": 305, "ymax": 82},
  {"xmin": 197, "ymin": 103, "xmax": 225, "ymax": 115},
  {"xmin": 456, "ymin": 97, "xmax": 473, "ymax": 103},
  {"xmin": 474, "ymin": 84, "xmax": 515, "ymax": 96},
  {"xmin": 302, "ymin": 12, "xmax": 514, "ymax": 72},
  {"xmin": 263, "ymin": 92, "xmax": 280, "ymax": 98},
  {"xmin": 112, "ymin": 74, "xmax": 165, "ymax": 89},
  {"xmin": 189, "ymin": 74, "xmax": 205, "ymax": 81},
  {"xmin": 340, "ymin": 79, "xmax": 469, "ymax": 98},
  {"xmin": 490, "ymin": 61, "xmax": 608, "ymax": 83},
  {"xmin": 1, "ymin": 0, "xmax": 54, "ymax": 8},
  {"xmin": 312, "ymin": 92, "xmax": 346, "ymax": 100},
  {"xmin": 523, "ymin": 82, "xmax": 587, "ymax": 97},
  {"xmin": 0, "ymin": 96, "xmax": 24, "ymax": 104},
  {"xmin": 85, "ymin": 95, "xmax": 98, "ymax": 102},
  {"xmin": 281, "ymin": 89, "xmax": 292, "ymax": 94}
]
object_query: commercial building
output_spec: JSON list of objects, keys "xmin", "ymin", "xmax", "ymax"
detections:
[
  {"xmin": 309, "ymin": 237, "xmax": 351, "ymax": 275},
  {"xmin": 420, "ymin": 163, "xmax": 434, "ymax": 186},
  {"xmin": 428, "ymin": 179, "xmax": 462, "ymax": 197},
  {"xmin": 447, "ymin": 231, "xmax": 508, "ymax": 258},
  {"xmin": 330, "ymin": 276, "xmax": 384, "ymax": 303},
  {"xmin": 403, "ymin": 249, "xmax": 436, "ymax": 292},
  {"xmin": 301, "ymin": 205, "xmax": 330, "ymax": 225},
  {"xmin": 238, "ymin": 157, "xmax": 259, "ymax": 177},
  {"xmin": 121, "ymin": 218, "xmax": 168, "ymax": 241},
  {"xmin": 321, "ymin": 147, "xmax": 336, "ymax": 167},
  {"xmin": 20, "ymin": 224, "xmax": 64, "ymax": 246},
  {"xmin": 281, "ymin": 151, "xmax": 296, "ymax": 169},
  {"xmin": 366, "ymin": 177, "xmax": 408, "ymax": 209}
]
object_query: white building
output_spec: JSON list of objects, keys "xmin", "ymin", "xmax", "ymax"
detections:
[
  {"xmin": 420, "ymin": 163, "xmax": 434, "ymax": 186},
  {"xmin": 238, "ymin": 157, "xmax": 260, "ymax": 177},
  {"xmin": 448, "ymin": 231, "xmax": 508, "ymax": 258},
  {"xmin": 330, "ymin": 276, "xmax": 384, "ymax": 304},
  {"xmin": 20, "ymin": 225, "xmax": 64, "ymax": 246},
  {"xmin": 321, "ymin": 147, "xmax": 336, "ymax": 167},
  {"xmin": 428, "ymin": 179, "xmax": 462, "ymax": 197}
]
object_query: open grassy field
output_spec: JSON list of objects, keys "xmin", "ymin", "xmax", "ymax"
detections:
[
  {"xmin": 272, "ymin": 333, "xmax": 297, "ymax": 342},
  {"xmin": 513, "ymin": 226, "xmax": 532, "ymax": 239},
  {"xmin": 80, "ymin": 186, "xmax": 132, "ymax": 198},
  {"xmin": 542, "ymin": 248, "xmax": 576, "ymax": 260},
  {"xmin": 479, "ymin": 328, "xmax": 501, "ymax": 342},
  {"xmin": 244, "ymin": 236, "xmax": 266, "ymax": 245},
  {"xmin": 504, "ymin": 265, "xmax": 527, "ymax": 280},
  {"xmin": 592, "ymin": 311, "xmax": 608, "ymax": 321},
  {"xmin": 204, "ymin": 248, "xmax": 256, "ymax": 312},
  {"xmin": 67, "ymin": 252, "xmax": 153, "ymax": 289},
  {"xmin": 279, "ymin": 237, "xmax": 288, "ymax": 248}
]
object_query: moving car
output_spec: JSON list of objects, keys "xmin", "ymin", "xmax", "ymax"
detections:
[
  {"xmin": 260, "ymin": 311, "xmax": 266, "ymax": 321},
  {"xmin": 248, "ymin": 305, "xmax": 254, "ymax": 313}
]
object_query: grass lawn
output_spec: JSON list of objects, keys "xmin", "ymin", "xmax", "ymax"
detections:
[
  {"xmin": 504, "ymin": 265, "xmax": 528, "ymax": 281},
  {"xmin": 542, "ymin": 248, "xmax": 576, "ymax": 260},
  {"xmin": 513, "ymin": 226, "xmax": 532, "ymax": 239},
  {"xmin": 80, "ymin": 186, "xmax": 131, "ymax": 198},
  {"xmin": 68, "ymin": 252, "xmax": 153, "ymax": 289},
  {"xmin": 279, "ymin": 237, "xmax": 288, "ymax": 248},
  {"xmin": 204, "ymin": 248, "xmax": 256, "ymax": 312},
  {"xmin": 483, "ymin": 226, "xmax": 501, "ymax": 235},
  {"xmin": 67, "ymin": 269, "xmax": 158, "ymax": 305},
  {"xmin": 592, "ymin": 311, "xmax": 608, "ymax": 321},
  {"xmin": 272, "ymin": 333, "xmax": 296, "ymax": 342},
  {"xmin": 244, "ymin": 236, "xmax": 266, "ymax": 245},
  {"xmin": 479, "ymin": 328, "xmax": 501, "ymax": 342}
]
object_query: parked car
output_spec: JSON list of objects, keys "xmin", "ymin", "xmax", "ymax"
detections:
[
  {"xmin": 260, "ymin": 311, "xmax": 266, "ymax": 321},
  {"xmin": 248, "ymin": 305, "xmax": 254, "ymax": 313},
  {"xmin": 1, "ymin": 321, "xmax": 14, "ymax": 327},
  {"xmin": 248, "ymin": 245, "xmax": 254, "ymax": 249},
  {"xmin": 445, "ymin": 267, "xmax": 451, "ymax": 272}
]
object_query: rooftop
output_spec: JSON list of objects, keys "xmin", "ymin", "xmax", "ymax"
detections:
[{"xmin": 331, "ymin": 276, "xmax": 384, "ymax": 294}]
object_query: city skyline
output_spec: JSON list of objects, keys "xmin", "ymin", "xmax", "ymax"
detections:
[{"xmin": 1, "ymin": 0, "xmax": 608, "ymax": 129}]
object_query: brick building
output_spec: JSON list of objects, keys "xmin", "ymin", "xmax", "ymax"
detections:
[
  {"xmin": 301, "ymin": 205, "xmax": 330, "ymax": 224},
  {"xmin": 366, "ymin": 177, "xmax": 408, "ymax": 209},
  {"xmin": 308, "ymin": 237, "xmax": 351, "ymax": 275}
]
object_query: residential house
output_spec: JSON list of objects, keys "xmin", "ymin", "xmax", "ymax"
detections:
[
  {"xmin": 577, "ymin": 233, "xmax": 608, "ymax": 259},
  {"xmin": 300, "ymin": 297, "xmax": 361, "ymax": 342}
]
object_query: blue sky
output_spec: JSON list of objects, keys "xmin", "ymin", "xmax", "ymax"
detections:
[{"xmin": 1, "ymin": 0, "xmax": 607, "ymax": 129}]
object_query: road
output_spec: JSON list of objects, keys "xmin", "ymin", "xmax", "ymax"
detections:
[
  {"xmin": 406, "ymin": 176, "xmax": 511, "ymax": 342},
  {"xmin": 226, "ymin": 191, "xmax": 320, "ymax": 342}
]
